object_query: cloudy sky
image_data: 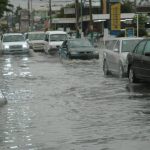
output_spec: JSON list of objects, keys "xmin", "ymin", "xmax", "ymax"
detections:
[
  {"xmin": 9, "ymin": 0, "xmax": 145, "ymax": 11},
  {"xmin": 9, "ymin": 0, "xmax": 101, "ymax": 10}
]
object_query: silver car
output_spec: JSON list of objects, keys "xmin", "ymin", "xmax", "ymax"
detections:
[
  {"xmin": 103, "ymin": 37, "xmax": 143, "ymax": 77},
  {"xmin": 25, "ymin": 31, "xmax": 45, "ymax": 52},
  {"xmin": 0, "ymin": 33, "xmax": 30, "ymax": 54}
]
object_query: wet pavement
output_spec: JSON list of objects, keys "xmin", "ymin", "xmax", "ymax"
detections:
[{"xmin": 0, "ymin": 51, "xmax": 150, "ymax": 150}]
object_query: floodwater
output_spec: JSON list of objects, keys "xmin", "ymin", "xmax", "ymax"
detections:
[{"xmin": 0, "ymin": 52, "xmax": 150, "ymax": 150}]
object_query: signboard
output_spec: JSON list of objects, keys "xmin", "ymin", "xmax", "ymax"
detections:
[
  {"xmin": 64, "ymin": 8, "xmax": 75, "ymax": 15},
  {"xmin": 125, "ymin": 28, "xmax": 134, "ymax": 37},
  {"xmin": 110, "ymin": 3, "xmax": 121, "ymax": 30}
]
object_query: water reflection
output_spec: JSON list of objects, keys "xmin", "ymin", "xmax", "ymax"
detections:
[
  {"xmin": 126, "ymin": 83, "xmax": 150, "ymax": 98},
  {"xmin": 0, "ymin": 53, "xmax": 150, "ymax": 149}
]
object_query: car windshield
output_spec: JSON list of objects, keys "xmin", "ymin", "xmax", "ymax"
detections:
[
  {"xmin": 70, "ymin": 39, "xmax": 93, "ymax": 48},
  {"xmin": 3, "ymin": 35, "xmax": 25, "ymax": 42},
  {"xmin": 50, "ymin": 34, "xmax": 67, "ymax": 41},
  {"xmin": 122, "ymin": 39, "xmax": 142, "ymax": 52},
  {"xmin": 28, "ymin": 33, "xmax": 45, "ymax": 40}
]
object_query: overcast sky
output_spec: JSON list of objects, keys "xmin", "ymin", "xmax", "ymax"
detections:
[
  {"xmin": 9, "ymin": 0, "xmax": 101, "ymax": 10},
  {"xmin": 9, "ymin": 0, "xmax": 144, "ymax": 10}
]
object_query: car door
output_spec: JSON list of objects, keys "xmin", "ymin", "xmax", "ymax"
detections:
[
  {"xmin": 140, "ymin": 40, "xmax": 150, "ymax": 78},
  {"xmin": 104, "ymin": 40, "xmax": 118, "ymax": 72},
  {"xmin": 111, "ymin": 40, "xmax": 121, "ymax": 73},
  {"xmin": 132, "ymin": 40, "xmax": 147, "ymax": 77}
]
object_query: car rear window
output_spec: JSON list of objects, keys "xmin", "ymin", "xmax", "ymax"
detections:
[
  {"xmin": 70, "ymin": 39, "xmax": 92, "ymax": 48},
  {"xmin": 122, "ymin": 39, "xmax": 142, "ymax": 52},
  {"xmin": 105, "ymin": 40, "xmax": 117, "ymax": 50}
]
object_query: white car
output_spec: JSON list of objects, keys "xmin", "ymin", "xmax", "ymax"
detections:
[
  {"xmin": 44, "ymin": 31, "xmax": 67, "ymax": 54},
  {"xmin": 0, "ymin": 33, "xmax": 30, "ymax": 54},
  {"xmin": 25, "ymin": 31, "xmax": 45, "ymax": 52},
  {"xmin": 103, "ymin": 37, "xmax": 143, "ymax": 77}
]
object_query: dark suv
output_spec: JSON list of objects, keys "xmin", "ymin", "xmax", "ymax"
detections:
[{"xmin": 127, "ymin": 39, "xmax": 150, "ymax": 83}]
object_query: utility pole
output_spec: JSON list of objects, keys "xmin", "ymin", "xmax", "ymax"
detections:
[
  {"xmin": 30, "ymin": 0, "xmax": 33, "ymax": 31},
  {"xmin": 89, "ymin": 0, "xmax": 93, "ymax": 44},
  {"xmin": 75, "ymin": 0, "xmax": 80, "ymax": 38},
  {"xmin": 89, "ymin": 0, "xmax": 93, "ymax": 30},
  {"xmin": 49, "ymin": 0, "xmax": 52, "ymax": 30},
  {"xmin": 28, "ymin": 0, "xmax": 30, "ymax": 28},
  {"xmin": 80, "ymin": 0, "xmax": 83, "ymax": 33}
]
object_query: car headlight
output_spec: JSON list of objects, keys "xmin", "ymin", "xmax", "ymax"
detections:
[
  {"xmin": 4, "ymin": 45, "xmax": 9, "ymax": 49},
  {"xmin": 23, "ymin": 44, "xmax": 28, "ymax": 48}
]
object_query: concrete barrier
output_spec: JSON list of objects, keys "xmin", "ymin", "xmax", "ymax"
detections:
[{"xmin": 0, "ymin": 90, "xmax": 7, "ymax": 106}]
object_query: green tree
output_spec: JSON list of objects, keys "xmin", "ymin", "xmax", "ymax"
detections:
[
  {"xmin": 133, "ymin": 14, "xmax": 148, "ymax": 36},
  {"xmin": 121, "ymin": 0, "xmax": 134, "ymax": 13},
  {"xmin": 0, "ymin": 0, "xmax": 13, "ymax": 18}
]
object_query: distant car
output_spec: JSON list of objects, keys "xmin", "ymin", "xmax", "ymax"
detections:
[
  {"xmin": 59, "ymin": 38, "xmax": 99, "ymax": 60},
  {"xmin": 127, "ymin": 39, "xmax": 150, "ymax": 83},
  {"xmin": 44, "ymin": 31, "xmax": 67, "ymax": 54},
  {"xmin": 103, "ymin": 37, "xmax": 143, "ymax": 77},
  {"xmin": 0, "ymin": 33, "xmax": 30, "ymax": 54},
  {"xmin": 25, "ymin": 31, "xmax": 45, "ymax": 52}
]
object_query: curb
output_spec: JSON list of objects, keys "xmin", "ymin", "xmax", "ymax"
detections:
[{"xmin": 0, "ymin": 90, "xmax": 7, "ymax": 107}]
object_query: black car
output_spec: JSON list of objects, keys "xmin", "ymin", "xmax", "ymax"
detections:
[
  {"xmin": 59, "ymin": 38, "xmax": 99, "ymax": 60},
  {"xmin": 127, "ymin": 39, "xmax": 150, "ymax": 83}
]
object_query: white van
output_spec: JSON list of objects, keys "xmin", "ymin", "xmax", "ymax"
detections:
[{"xmin": 44, "ymin": 31, "xmax": 67, "ymax": 54}]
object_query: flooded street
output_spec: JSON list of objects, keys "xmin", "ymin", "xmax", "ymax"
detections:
[{"xmin": 0, "ymin": 52, "xmax": 150, "ymax": 150}]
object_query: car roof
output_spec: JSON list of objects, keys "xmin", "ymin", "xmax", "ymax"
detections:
[{"xmin": 45, "ymin": 30, "xmax": 67, "ymax": 34}]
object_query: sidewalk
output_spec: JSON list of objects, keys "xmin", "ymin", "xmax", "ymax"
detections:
[{"xmin": 0, "ymin": 90, "xmax": 7, "ymax": 106}]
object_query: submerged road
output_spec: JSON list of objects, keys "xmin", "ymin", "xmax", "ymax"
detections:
[{"xmin": 0, "ymin": 52, "xmax": 150, "ymax": 150}]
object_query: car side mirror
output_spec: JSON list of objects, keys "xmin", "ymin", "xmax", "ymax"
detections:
[{"xmin": 144, "ymin": 52, "xmax": 150, "ymax": 56}]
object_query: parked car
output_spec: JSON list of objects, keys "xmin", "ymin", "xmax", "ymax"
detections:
[
  {"xmin": 127, "ymin": 38, "xmax": 150, "ymax": 83},
  {"xmin": 103, "ymin": 37, "xmax": 143, "ymax": 77},
  {"xmin": 44, "ymin": 30, "xmax": 67, "ymax": 54},
  {"xmin": 59, "ymin": 38, "xmax": 99, "ymax": 60},
  {"xmin": 25, "ymin": 31, "xmax": 45, "ymax": 52},
  {"xmin": 0, "ymin": 33, "xmax": 30, "ymax": 54}
]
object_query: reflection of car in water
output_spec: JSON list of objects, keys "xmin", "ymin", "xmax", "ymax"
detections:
[
  {"xmin": 127, "ymin": 39, "xmax": 150, "ymax": 83},
  {"xmin": 0, "ymin": 33, "xmax": 30, "ymax": 54},
  {"xmin": 59, "ymin": 38, "xmax": 99, "ymax": 60},
  {"xmin": 25, "ymin": 31, "xmax": 45, "ymax": 52},
  {"xmin": 44, "ymin": 31, "xmax": 67, "ymax": 55},
  {"xmin": 103, "ymin": 37, "xmax": 143, "ymax": 78}
]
